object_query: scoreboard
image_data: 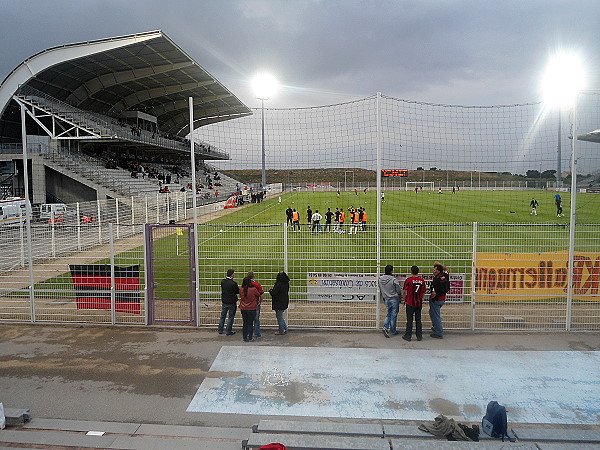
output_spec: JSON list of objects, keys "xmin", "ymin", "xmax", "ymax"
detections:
[{"xmin": 381, "ymin": 169, "xmax": 408, "ymax": 177}]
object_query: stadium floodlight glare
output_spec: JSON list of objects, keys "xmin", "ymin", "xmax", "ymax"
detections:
[
  {"xmin": 542, "ymin": 52, "xmax": 585, "ymax": 107},
  {"xmin": 252, "ymin": 73, "xmax": 278, "ymax": 188},
  {"xmin": 541, "ymin": 51, "xmax": 586, "ymax": 331}
]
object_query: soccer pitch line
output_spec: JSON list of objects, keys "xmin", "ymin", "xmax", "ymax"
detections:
[{"xmin": 397, "ymin": 222, "xmax": 454, "ymax": 258}]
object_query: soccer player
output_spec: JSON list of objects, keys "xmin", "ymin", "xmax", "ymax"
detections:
[
  {"xmin": 324, "ymin": 207, "xmax": 334, "ymax": 232},
  {"xmin": 530, "ymin": 198, "xmax": 538, "ymax": 215},
  {"xmin": 306, "ymin": 206, "xmax": 312, "ymax": 225},
  {"xmin": 285, "ymin": 206, "xmax": 293, "ymax": 226},
  {"xmin": 402, "ymin": 266, "xmax": 426, "ymax": 341},
  {"xmin": 338, "ymin": 208, "xmax": 345, "ymax": 233},
  {"xmin": 349, "ymin": 208, "xmax": 359, "ymax": 234},
  {"xmin": 334, "ymin": 207, "xmax": 341, "ymax": 230},
  {"xmin": 360, "ymin": 207, "xmax": 367, "ymax": 232},
  {"xmin": 292, "ymin": 209, "xmax": 300, "ymax": 232},
  {"xmin": 311, "ymin": 210, "xmax": 322, "ymax": 233},
  {"xmin": 555, "ymin": 194, "xmax": 563, "ymax": 217}
]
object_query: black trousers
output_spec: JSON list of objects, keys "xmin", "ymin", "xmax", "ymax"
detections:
[
  {"xmin": 241, "ymin": 309, "xmax": 256, "ymax": 341},
  {"xmin": 404, "ymin": 304, "xmax": 423, "ymax": 339}
]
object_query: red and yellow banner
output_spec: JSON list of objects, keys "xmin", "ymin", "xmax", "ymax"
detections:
[{"xmin": 476, "ymin": 251, "xmax": 600, "ymax": 301}]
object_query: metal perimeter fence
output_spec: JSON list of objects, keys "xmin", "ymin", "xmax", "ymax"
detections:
[{"xmin": 1, "ymin": 218, "xmax": 599, "ymax": 331}]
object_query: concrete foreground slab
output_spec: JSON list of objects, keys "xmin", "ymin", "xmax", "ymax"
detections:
[{"xmin": 188, "ymin": 346, "xmax": 600, "ymax": 424}]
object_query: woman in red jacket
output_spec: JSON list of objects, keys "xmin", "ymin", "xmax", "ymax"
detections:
[{"xmin": 239, "ymin": 276, "xmax": 260, "ymax": 342}]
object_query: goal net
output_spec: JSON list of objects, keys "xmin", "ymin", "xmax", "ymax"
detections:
[{"xmin": 405, "ymin": 181, "xmax": 434, "ymax": 191}]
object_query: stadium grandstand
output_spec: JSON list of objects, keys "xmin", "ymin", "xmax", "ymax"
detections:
[{"xmin": 0, "ymin": 30, "xmax": 251, "ymax": 204}]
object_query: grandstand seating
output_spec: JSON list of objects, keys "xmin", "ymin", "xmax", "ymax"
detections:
[{"xmin": 15, "ymin": 85, "xmax": 229, "ymax": 159}]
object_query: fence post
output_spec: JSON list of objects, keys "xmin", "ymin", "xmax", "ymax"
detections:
[
  {"xmin": 76, "ymin": 202, "xmax": 81, "ymax": 251},
  {"xmin": 176, "ymin": 192, "xmax": 180, "ymax": 222},
  {"xmin": 156, "ymin": 193, "xmax": 160, "ymax": 224},
  {"xmin": 143, "ymin": 224, "xmax": 149, "ymax": 325},
  {"xmin": 131, "ymin": 196, "xmax": 135, "ymax": 225},
  {"xmin": 470, "ymin": 222, "xmax": 478, "ymax": 331},
  {"xmin": 19, "ymin": 219, "xmax": 25, "ymax": 267},
  {"xmin": 97, "ymin": 199, "xmax": 102, "ymax": 244},
  {"xmin": 115, "ymin": 199, "xmax": 120, "ymax": 240},
  {"xmin": 109, "ymin": 223, "xmax": 116, "ymax": 325},
  {"xmin": 51, "ymin": 211, "xmax": 56, "ymax": 258},
  {"xmin": 145, "ymin": 197, "xmax": 149, "ymax": 224}
]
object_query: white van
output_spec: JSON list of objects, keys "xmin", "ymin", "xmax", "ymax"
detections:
[
  {"xmin": 40, "ymin": 203, "xmax": 69, "ymax": 221},
  {"xmin": 0, "ymin": 197, "xmax": 29, "ymax": 226}
]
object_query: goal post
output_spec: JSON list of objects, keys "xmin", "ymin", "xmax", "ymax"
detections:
[{"xmin": 405, "ymin": 181, "xmax": 434, "ymax": 191}]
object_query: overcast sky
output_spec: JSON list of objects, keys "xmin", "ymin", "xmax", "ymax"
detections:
[{"xmin": 1, "ymin": 0, "xmax": 599, "ymax": 109}]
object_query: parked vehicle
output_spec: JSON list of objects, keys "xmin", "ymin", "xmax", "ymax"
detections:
[
  {"xmin": 39, "ymin": 203, "xmax": 69, "ymax": 223},
  {"xmin": 0, "ymin": 197, "xmax": 29, "ymax": 226}
]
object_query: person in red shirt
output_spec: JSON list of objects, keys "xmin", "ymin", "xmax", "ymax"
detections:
[
  {"xmin": 239, "ymin": 276, "xmax": 260, "ymax": 342},
  {"xmin": 402, "ymin": 265, "xmax": 426, "ymax": 341}
]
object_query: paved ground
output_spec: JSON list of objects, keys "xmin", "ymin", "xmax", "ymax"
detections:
[{"xmin": 1, "ymin": 324, "xmax": 599, "ymax": 430}]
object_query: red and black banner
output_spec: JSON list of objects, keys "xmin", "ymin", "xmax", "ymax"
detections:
[{"xmin": 69, "ymin": 264, "xmax": 141, "ymax": 314}]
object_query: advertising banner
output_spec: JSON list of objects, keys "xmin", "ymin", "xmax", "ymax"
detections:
[
  {"xmin": 475, "ymin": 251, "xmax": 600, "ymax": 301},
  {"xmin": 306, "ymin": 272, "xmax": 466, "ymax": 302},
  {"xmin": 307, "ymin": 273, "xmax": 377, "ymax": 302}
]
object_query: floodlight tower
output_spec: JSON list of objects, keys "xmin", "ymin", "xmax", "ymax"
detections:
[
  {"xmin": 252, "ymin": 73, "xmax": 278, "ymax": 189},
  {"xmin": 542, "ymin": 51, "xmax": 585, "ymax": 330}
]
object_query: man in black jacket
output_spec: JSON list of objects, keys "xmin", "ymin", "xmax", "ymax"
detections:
[
  {"xmin": 429, "ymin": 263, "xmax": 450, "ymax": 339},
  {"xmin": 218, "ymin": 269, "xmax": 238, "ymax": 335}
]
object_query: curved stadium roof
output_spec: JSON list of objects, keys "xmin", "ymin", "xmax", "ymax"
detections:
[{"xmin": 0, "ymin": 30, "xmax": 251, "ymax": 142}]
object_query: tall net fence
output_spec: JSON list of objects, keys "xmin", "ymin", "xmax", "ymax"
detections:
[{"xmin": 1, "ymin": 93, "xmax": 599, "ymax": 330}]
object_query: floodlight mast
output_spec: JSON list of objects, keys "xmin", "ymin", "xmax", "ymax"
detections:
[
  {"xmin": 542, "ymin": 52, "xmax": 585, "ymax": 331},
  {"xmin": 252, "ymin": 74, "xmax": 277, "ymax": 190}
]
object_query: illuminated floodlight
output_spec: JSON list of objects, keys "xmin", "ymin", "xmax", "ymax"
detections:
[
  {"xmin": 252, "ymin": 73, "xmax": 278, "ymax": 100},
  {"xmin": 542, "ymin": 52, "xmax": 585, "ymax": 106}
]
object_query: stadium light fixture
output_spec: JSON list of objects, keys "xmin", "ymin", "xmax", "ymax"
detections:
[
  {"xmin": 542, "ymin": 51, "xmax": 586, "ymax": 331},
  {"xmin": 252, "ymin": 73, "xmax": 278, "ymax": 189},
  {"xmin": 542, "ymin": 52, "xmax": 585, "ymax": 107}
]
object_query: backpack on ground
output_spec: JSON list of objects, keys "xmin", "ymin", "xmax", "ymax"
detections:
[{"xmin": 481, "ymin": 400, "xmax": 515, "ymax": 442}]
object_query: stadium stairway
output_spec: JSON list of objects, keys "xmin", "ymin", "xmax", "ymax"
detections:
[{"xmin": 2, "ymin": 416, "xmax": 600, "ymax": 449}]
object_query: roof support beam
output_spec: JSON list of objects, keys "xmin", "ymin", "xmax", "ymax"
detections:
[
  {"xmin": 108, "ymin": 80, "xmax": 217, "ymax": 114},
  {"xmin": 66, "ymin": 62, "xmax": 195, "ymax": 106},
  {"xmin": 151, "ymin": 94, "xmax": 232, "ymax": 117}
]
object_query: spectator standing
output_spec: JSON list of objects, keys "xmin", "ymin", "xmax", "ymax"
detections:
[
  {"xmin": 380, "ymin": 264, "xmax": 403, "ymax": 338},
  {"xmin": 402, "ymin": 266, "xmax": 426, "ymax": 341},
  {"xmin": 247, "ymin": 271, "xmax": 264, "ymax": 338},
  {"xmin": 429, "ymin": 263, "xmax": 450, "ymax": 339},
  {"xmin": 218, "ymin": 269, "xmax": 238, "ymax": 336},
  {"xmin": 239, "ymin": 276, "xmax": 260, "ymax": 342},
  {"xmin": 270, "ymin": 271, "xmax": 290, "ymax": 335}
]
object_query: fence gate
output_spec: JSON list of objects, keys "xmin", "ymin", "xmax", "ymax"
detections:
[{"xmin": 146, "ymin": 224, "xmax": 197, "ymax": 326}]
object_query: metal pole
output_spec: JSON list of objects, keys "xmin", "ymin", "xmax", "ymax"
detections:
[
  {"xmin": 557, "ymin": 109, "xmax": 562, "ymax": 188},
  {"xmin": 261, "ymin": 98, "xmax": 266, "ymax": 188},
  {"xmin": 189, "ymin": 97, "xmax": 201, "ymax": 325},
  {"xmin": 375, "ymin": 92, "xmax": 382, "ymax": 328},
  {"xmin": 109, "ymin": 223, "xmax": 116, "ymax": 325},
  {"xmin": 20, "ymin": 104, "xmax": 36, "ymax": 322},
  {"xmin": 566, "ymin": 96, "xmax": 578, "ymax": 331},
  {"xmin": 470, "ymin": 222, "xmax": 478, "ymax": 331}
]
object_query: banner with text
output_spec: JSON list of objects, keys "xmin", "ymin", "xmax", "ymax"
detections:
[
  {"xmin": 306, "ymin": 272, "xmax": 466, "ymax": 302},
  {"xmin": 307, "ymin": 273, "xmax": 378, "ymax": 302},
  {"xmin": 476, "ymin": 251, "xmax": 600, "ymax": 301}
]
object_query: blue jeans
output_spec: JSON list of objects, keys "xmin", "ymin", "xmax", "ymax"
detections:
[
  {"xmin": 275, "ymin": 309, "xmax": 287, "ymax": 332},
  {"xmin": 254, "ymin": 303, "xmax": 262, "ymax": 336},
  {"xmin": 383, "ymin": 298, "xmax": 400, "ymax": 335},
  {"xmin": 218, "ymin": 303, "xmax": 236, "ymax": 334},
  {"xmin": 429, "ymin": 299, "xmax": 445, "ymax": 336}
]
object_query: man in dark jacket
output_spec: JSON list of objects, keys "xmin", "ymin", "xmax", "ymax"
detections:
[
  {"xmin": 218, "ymin": 269, "xmax": 238, "ymax": 335},
  {"xmin": 429, "ymin": 263, "xmax": 450, "ymax": 339}
]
